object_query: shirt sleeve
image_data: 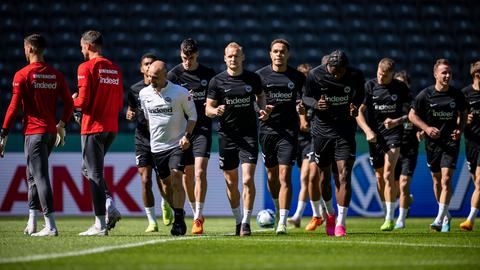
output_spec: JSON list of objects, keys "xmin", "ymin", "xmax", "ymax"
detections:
[
  {"xmin": 166, "ymin": 70, "xmax": 177, "ymax": 83},
  {"xmin": 73, "ymin": 64, "xmax": 91, "ymax": 109},
  {"xmin": 413, "ymin": 89, "xmax": 426, "ymax": 118},
  {"xmin": 182, "ymin": 90, "xmax": 197, "ymax": 122},
  {"xmin": 351, "ymin": 71, "xmax": 366, "ymax": 107},
  {"xmin": 2, "ymin": 72, "xmax": 25, "ymax": 130},
  {"xmin": 456, "ymin": 90, "xmax": 467, "ymax": 112},
  {"xmin": 206, "ymin": 77, "xmax": 219, "ymax": 101},
  {"xmin": 253, "ymin": 73, "xmax": 263, "ymax": 96},
  {"xmin": 362, "ymin": 82, "xmax": 372, "ymax": 106},
  {"xmin": 302, "ymin": 70, "xmax": 318, "ymax": 109},
  {"xmin": 139, "ymin": 92, "xmax": 149, "ymax": 121}
]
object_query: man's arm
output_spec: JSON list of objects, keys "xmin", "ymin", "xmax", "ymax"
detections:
[
  {"xmin": 1, "ymin": 73, "xmax": 25, "ymax": 157},
  {"xmin": 179, "ymin": 92, "xmax": 197, "ymax": 150},
  {"xmin": 205, "ymin": 98, "xmax": 224, "ymax": 118},
  {"xmin": 408, "ymin": 108, "xmax": 440, "ymax": 139},
  {"xmin": 355, "ymin": 104, "xmax": 376, "ymax": 143},
  {"xmin": 73, "ymin": 66, "xmax": 91, "ymax": 110}
]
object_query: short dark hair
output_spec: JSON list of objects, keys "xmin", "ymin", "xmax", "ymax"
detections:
[
  {"xmin": 180, "ymin": 38, "xmax": 198, "ymax": 56},
  {"xmin": 327, "ymin": 50, "xmax": 349, "ymax": 68},
  {"xmin": 81, "ymin": 30, "xmax": 103, "ymax": 46},
  {"xmin": 378, "ymin": 58, "xmax": 395, "ymax": 72},
  {"xmin": 394, "ymin": 70, "xmax": 411, "ymax": 87},
  {"xmin": 433, "ymin": 58, "xmax": 449, "ymax": 73},
  {"xmin": 470, "ymin": 60, "xmax": 480, "ymax": 77},
  {"xmin": 24, "ymin": 33, "xmax": 47, "ymax": 53},
  {"xmin": 141, "ymin": 53, "xmax": 158, "ymax": 62},
  {"xmin": 270, "ymin": 39, "xmax": 290, "ymax": 51}
]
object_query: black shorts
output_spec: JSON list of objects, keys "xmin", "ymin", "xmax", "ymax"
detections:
[
  {"xmin": 425, "ymin": 139, "xmax": 460, "ymax": 173},
  {"xmin": 152, "ymin": 147, "xmax": 186, "ymax": 179},
  {"xmin": 184, "ymin": 132, "xmax": 212, "ymax": 166},
  {"xmin": 135, "ymin": 144, "xmax": 155, "ymax": 168},
  {"xmin": 313, "ymin": 136, "xmax": 356, "ymax": 167},
  {"xmin": 297, "ymin": 135, "xmax": 313, "ymax": 167},
  {"xmin": 465, "ymin": 138, "xmax": 479, "ymax": 175},
  {"xmin": 394, "ymin": 142, "xmax": 419, "ymax": 179},
  {"xmin": 219, "ymin": 132, "xmax": 258, "ymax": 170},
  {"xmin": 260, "ymin": 133, "xmax": 296, "ymax": 168},
  {"xmin": 368, "ymin": 134, "xmax": 402, "ymax": 169}
]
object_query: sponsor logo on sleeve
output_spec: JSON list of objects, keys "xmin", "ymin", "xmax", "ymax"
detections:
[
  {"xmin": 245, "ymin": 85, "xmax": 252, "ymax": 93},
  {"xmin": 344, "ymin": 86, "xmax": 351, "ymax": 93},
  {"xmin": 201, "ymin": 80, "xmax": 208, "ymax": 87}
]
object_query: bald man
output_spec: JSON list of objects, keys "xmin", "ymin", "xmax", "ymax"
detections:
[{"xmin": 139, "ymin": 60, "xmax": 197, "ymax": 236}]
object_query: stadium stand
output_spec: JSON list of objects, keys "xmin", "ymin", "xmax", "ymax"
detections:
[{"xmin": 0, "ymin": 0, "xmax": 478, "ymax": 133}]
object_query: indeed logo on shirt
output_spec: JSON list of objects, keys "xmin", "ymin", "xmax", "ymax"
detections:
[
  {"xmin": 374, "ymin": 103, "xmax": 396, "ymax": 112},
  {"xmin": 100, "ymin": 77, "xmax": 119, "ymax": 85},
  {"xmin": 269, "ymin": 91, "xmax": 293, "ymax": 101},
  {"xmin": 149, "ymin": 106, "xmax": 173, "ymax": 114},
  {"xmin": 432, "ymin": 110, "xmax": 454, "ymax": 120},
  {"xmin": 325, "ymin": 95, "xmax": 349, "ymax": 105},
  {"xmin": 225, "ymin": 96, "xmax": 250, "ymax": 106},
  {"xmin": 33, "ymin": 80, "xmax": 57, "ymax": 89},
  {"xmin": 191, "ymin": 91, "xmax": 206, "ymax": 100}
]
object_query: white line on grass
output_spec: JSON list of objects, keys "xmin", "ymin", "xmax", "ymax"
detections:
[{"xmin": 0, "ymin": 236, "xmax": 195, "ymax": 264}]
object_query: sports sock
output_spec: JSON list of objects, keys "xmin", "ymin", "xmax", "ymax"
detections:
[
  {"xmin": 319, "ymin": 198, "xmax": 327, "ymax": 219},
  {"xmin": 242, "ymin": 209, "xmax": 252, "ymax": 224},
  {"xmin": 195, "ymin": 202, "xmax": 204, "ymax": 220},
  {"xmin": 467, "ymin": 207, "xmax": 478, "ymax": 223},
  {"xmin": 95, "ymin": 215, "xmax": 106, "ymax": 229},
  {"xmin": 279, "ymin": 209, "xmax": 289, "ymax": 225},
  {"xmin": 310, "ymin": 200, "xmax": 321, "ymax": 217},
  {"xmin": 188, "ymin": 201, "xmax": 196, "ymax": 216},
  {"xmin": 385, "ymin": 202, "xmax": 394, "ymax": 222},
  {"xmin": 28, "ymin": 209, "xmax": 38, "ymax": 228},
  {"xmin": 336, "ymin": 205, "xmax": 348, "ymax": 226},
  {"xmin": 161, "ymin": 198, "xmax": 167, "ymax": 208},
  {"xmin": 145, "ymin": 207, "xmax": 156, "ymax": 224},
  {"xmin": 292, "ymin": 201, "xmax": 307, "ymax": 220},
  {"xmin": 434, "ymin": 203, "xmax": 447, "ymax": 224},
  {"xmin": 44, "ymin": 213, "xmax": 56, "ymax": 229},
  {"xmin": 106, "ymin": 197, "xmax": 115, "ymax": 212},
  {"xmin": 397, "ymin": 207, "xmax": 407, "ymax": 224},
  {"xmin": 232, "ymin": 207, "xmax": 242, "ymax": 225},
  {"xmin": 324, "ymin": 199, "xmax": 335, "ymax": 215},
  {"xmin": 273, "ymin": 199, "xmax": 279, "ymax": 214},
  {"xmin": 174, "ymin": 208, "xmax": 185, "ymax": 222}
]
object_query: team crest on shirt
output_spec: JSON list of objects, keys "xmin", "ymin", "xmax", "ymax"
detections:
[
  {"xmin": 288, "ymin": 81, "xmax": 295, "ymax": 89},
  {"xmin": 391, "ymin": 94, "xmax": 398, "ymax": 101},
  {"xmin": 245, "ymin": 85, "xmax": 252, "ymax": 92},
  {"xmin": 164, "ymin": 97, "xmax": 172, "ymax": 103},
  {"xmin": 344, "ymin": 86, "xmax": 351, "ymax": 93},
  {"xmin": 201, "ymin": 79, "xmax": 208, "ymax": 87},
  {"xmin": 449, "ymin": 101, "xmax": 456, "ymax": 108}
]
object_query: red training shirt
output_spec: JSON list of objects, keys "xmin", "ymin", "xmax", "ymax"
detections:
[
  {"xmin": 74, "ymin": 57, "xmax": 124, "ymax": 134},
  {"xmin": 2, "ymin": 62, "xmax": 74, "ymax": 135}
]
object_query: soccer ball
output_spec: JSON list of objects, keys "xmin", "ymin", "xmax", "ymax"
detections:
[{"xmin": 256, "ymin": 209, "xmax": 275, "ymax": 228}]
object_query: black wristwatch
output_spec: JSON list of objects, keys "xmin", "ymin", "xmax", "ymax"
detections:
[{"xmin": 184, "ymin": 132, "xmax": 192, "ymax": 140}]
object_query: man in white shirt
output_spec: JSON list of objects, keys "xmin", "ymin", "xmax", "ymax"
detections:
[{"xmin": 139, "ymin": 60, "xmax": 197, "ymax": 236}]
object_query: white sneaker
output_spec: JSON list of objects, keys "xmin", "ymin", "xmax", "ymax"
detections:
[
  {"xmin": 276, "ymin": 223, "xmax": 287, "ymax": 235},
  {"xmin": 23, "ymin": 223, "xmax": 37, "ymax": 235},
  {"xmin": 31, "ymin": 227, "xmax": 58, "ymax": 237},
  {"xmin": 106, "ymin": 208, "xmax": 122, "ymax": 230},
  {"xmin": 79, "ymin": 225, "xmax": 107, "ymax": 236}
]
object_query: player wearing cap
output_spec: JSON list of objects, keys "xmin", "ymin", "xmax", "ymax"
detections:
[
  {"xmin": 206, "ymin": 42, "xmax": 270, "ymax": 236},
  {"xmin": 303, "ymin": 50, "xmax": 365, "ymax": 237},
  {"xmin": 167, "ymin": 38, "xmax": 216, "ymax": 235},
  {"xmin": 126, "ymin": 53, "xmax": 174, "ymax": 232},
  {"xmin": 0, "ymin": 33, "xmax": 73, "ymax": 236},
  {"xmin": 356, "ymin": 58, "xmax": 412, "ymax": 231},
  {"xmin": 460, "ymin": 61, "xmax": 480, "ymax": 231},
  {"xmin": 74, "ymin": 30, "xmax": 124, "ymax": 236},
  {"xmin": 409, "ymin": 59, "xmax": 467, "ymax": 232},
  {"xmin": 256, "ymin": 39, "xmax": 305, "ymax": 234}
]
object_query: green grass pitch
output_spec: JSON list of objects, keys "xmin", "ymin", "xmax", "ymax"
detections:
[{"xmin": 0, "ymin": 217, "xmax": 479, "ymax": 270}]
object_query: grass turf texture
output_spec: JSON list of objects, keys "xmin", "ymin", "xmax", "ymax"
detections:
[{"xmin": 0, "ymin": 217, "xmax": 479, "ymax": 270}]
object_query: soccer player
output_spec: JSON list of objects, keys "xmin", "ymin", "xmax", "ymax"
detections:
[
  {"xmin": 126, "ymin": 53, "xmax": 174, "ymax": 232},
  {"xmin": 356, "ymin": 58, "xmax": 411, "ymax": 231},
  {"xmin": 256, "ymin": 39, "xmax": 305, "ymax": 234},
  {"xmin": 206, "ymin": 42, "xmax": 270, "ymax": 236},
  {"xmin": 393, "ymin": 70, "xmax": 418, "ymax": 229},
  {"xmin": 74, "ymin": 30, "xmax": 124, "ymax": 236},
  {"xmin": 303, "ymin": 50, "xmax": 365, "ymax": 237},
  {"xmin": 167, "ymin": 38, "xmax": 216, "ymax": 235},
  {"xmin": 0, "ymin": 33, "xmax": 73, "ymax": 236},
  {"xmin": 140, "ymin": 60, "xmax": 197, "ymax": 236},
  {"xmin": 460, "ymin": 61, "xmax": 480, "ymax": 231},
  {"xmin": 409, "ymin": 59, "xmax": 467, "ymax": 232}
]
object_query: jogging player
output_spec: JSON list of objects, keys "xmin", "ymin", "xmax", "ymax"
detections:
[
  {"xmin": 303, "ymin": 50, "xmax": 365, "ymax": 237},
  {"xmin": 127, "ymin": 53, "xmax": 174, "ymax": 232},
  {"xmin": 393, "ymin": 70, "xmax": 418, "ymax": 229},
  {"xmin": 256, "ymin": 39, "xmax": 305, "ymax": 234},
  {"xmin": 409, "ymin": 59, "xmax": 467, "ymax": 232},
  {"xmin": 140, "ymin": 60, "xmax": 197, "ymax": 236},
  {"xmin": 460, "ymin": 61, "xmax": 480, "ymax": 231},
  {"xmin": 167, "ymin": 38, "xmax": 216, "ymax": 235},
  {"xmin": 206, "ymin": 42, "xmax": 270, "ymax": 236},
  {"xmin": 74, "ymin": 30, "xmax": 124, "ymax": 236},
  {"xmin": 356, "ymin": 58, "xmax": 411, "ymax": 231},
  {"xmin": 0, "ymin": 33, "xmax": 73, "ymax": 236}
]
